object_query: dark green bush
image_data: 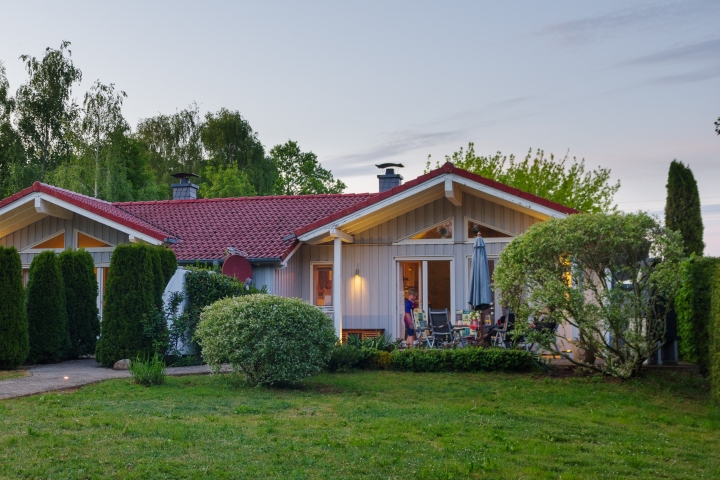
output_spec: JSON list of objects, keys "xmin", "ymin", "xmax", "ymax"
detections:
[
  {"xmin": 676, "ymin": 256, "xmax": 720, "ymax": 374},
  {"xmin": 0, "ymin": 246, "xmax": 29, "ymax": 368},
  {"xmin": 328, "ymin": 343, "xmax": 363, "ymax": 372},
  {"xmin": 157, "ymin": 247, "xmax": 177, "ymax": 288},
  {"xmin": 58, "ymin": 249, "xmax": 100, "ymax": 358},
  {"xmin": 196, "ymin": 294, "xmax": 337, "ymax": 386},
  {"xmin": 26, "ymin": 251, "xmax": 70, "ymax": 364},
  {"xmin": 711, "ymin": 263, "xmax": 720, "ymax": 404},
  {"xmin": 148, "ymin": 246, "xmax": 165, "ymax": 309},
  {"xmin": 95, "ymin": 244, "xmax": 157, "ymax": 367},
  {"xmin": 391, "ymin": 348, "xmax": 447, "ymax": 372}
]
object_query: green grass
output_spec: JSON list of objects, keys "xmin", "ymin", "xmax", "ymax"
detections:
[
  {"xmin": 0, "ymin": 369, "xmax": 27, "ymax": 381},
  {"xmin": 0, "ymin": 371, "xmax": 718, "ymax": 479}
]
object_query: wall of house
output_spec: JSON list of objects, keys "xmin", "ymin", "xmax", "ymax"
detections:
[
  {"xmin": 252, "ymin": 265, "xmax": 276, "ymax": 294},
  {"xmin": 275, "ymin": 192, "xmax": 545, "ymax": 338},
  {"xmin": 0, "ymin": 214, "xmax": 130, "ymax": 266}
]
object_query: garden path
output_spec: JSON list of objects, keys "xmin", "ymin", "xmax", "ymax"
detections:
[{"xmin": 0, "ymin": 359, "xmax": 227, "ymax": 400}]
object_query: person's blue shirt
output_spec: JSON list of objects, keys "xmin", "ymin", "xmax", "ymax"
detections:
[{"xmin": 405, "ymin": 298, "xmax": 415, "ymax": 315}]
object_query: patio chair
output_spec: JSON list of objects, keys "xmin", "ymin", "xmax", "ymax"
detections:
[
  {"xmin": 413, "ymin": 310, "xmax": 433, "ymax": 348},
  {"xmin": 429, "ymin": 308, "xmax": 454, "ymax": 348},
  {"xmin": 491, "ymin": 313, "xmax": 516, "ymax": 349}
]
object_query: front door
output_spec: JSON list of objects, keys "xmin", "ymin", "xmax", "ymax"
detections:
[{"xmin": 397, "ymin": 259, "xmax": 454, "ymax": 338}]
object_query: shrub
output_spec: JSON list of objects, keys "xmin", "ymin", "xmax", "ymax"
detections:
[
  {"xmin": 58, "ymin": 249, "xmax": 100, "ymax": 358},
  {"xmin": 148, "ymin": 246, "xmax": 165, "ymax": 309},
  {"xmin": 182, "ymin": 268, "xmax": 266, "ymax": 354},
  {"xmin": 26, "ymin": 251, "xmax": 70, "ymax": 364},
  {"xmin": 128, "ymin": 353, "xmax": 166, "ymax": 386},
  {"xmin": 157, "ymin": 246, "xmax": 178, "ymax": 287},
  {"xmin": 390, "ymin": 348, "xmax": 534, "ymax": 373},
  {"xmin": 95, "ymin": 244, "xmax": 157, "ymax": 367},
  {"xmin": 328, "ymin": 343, "xmax": 363, "ymax": 372},
  {"xmin": 675, "ymin": 256, "xmax": 720, "ymax": 374},
  {"xmin": 0, "ymin": 246, "xmax": 29, "ymax": 368},
  {"xmin": 196, "ymin": 294, "xmax": 337, "ymax": 385},
  {"xmin": 711, "ymin": 264, "xmax": 720, "ymax": 404}
]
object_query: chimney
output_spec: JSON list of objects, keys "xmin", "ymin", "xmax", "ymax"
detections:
[
  {"xmin": 171, "ymin": 172, "xmax": 199, "ymax": 200},
  {"xmin": 375, "ymin": 163, "xmax": 404, "ymax": 193}
]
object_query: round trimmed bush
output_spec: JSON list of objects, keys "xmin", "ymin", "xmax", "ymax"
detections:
[
  {"xmin": 0, "ymin": 246, "xmax": 29, "ymax": 368},
  {"xmin": 196, "ymin": 294, "xmax": 337, "ymax": 385},
  {"xmin": 59, "ymin": 249, "xmax": 100, "ymax": 358},
  {"xmin": 27, "ymin": 250, "xmax": 70, "ymax": 364}
]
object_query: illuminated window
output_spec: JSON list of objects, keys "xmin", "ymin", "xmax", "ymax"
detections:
[
  {"xmin": 410, "ymin": 219, "xmax": 453, "ymax": 240},
  {"xmin": 312, "ymin": 264, "xmax": 333, "ymax": 307},
  {"xmin": 77, "ymin": 232, "xmax": 112, "ymax": 249},
  {"xmin": 466, "ymin": 220, "xmax": 512, "ymax": 240},
  {"xmin": 33, "ymin": 232, "xmax": 65, "ymax": 249}
]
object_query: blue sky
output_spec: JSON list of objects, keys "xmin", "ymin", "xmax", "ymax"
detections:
[{"xmin": 2, "ymin": 1, "xmax": 719, "ymax": 252}]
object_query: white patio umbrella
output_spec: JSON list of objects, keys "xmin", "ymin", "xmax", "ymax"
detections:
[{"xmin": 468, "ymin": 234, "xmax": 492, "ymax": 311}]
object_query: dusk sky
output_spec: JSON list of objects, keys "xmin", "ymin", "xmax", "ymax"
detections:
[{"xmin": 2, "ymin": 0, "xmax": 719, "ymax": 253}]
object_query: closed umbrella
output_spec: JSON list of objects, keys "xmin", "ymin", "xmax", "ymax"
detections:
[{"xmin": 468, "ymin": 234, "xmax": 492, "ymax": 311}]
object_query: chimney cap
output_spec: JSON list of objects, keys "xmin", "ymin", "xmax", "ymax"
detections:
[
  {"xmin": 171, "ymin": 172, "xmax": 200, "ymax": 179},
  {"xmin": 375, "ymin": 163, "xmax": 404, "ymax": 170}
]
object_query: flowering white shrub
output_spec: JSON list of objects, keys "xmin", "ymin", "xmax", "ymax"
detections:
[{"xmin": 195, "ymin": 294, "xmax": 337, "ymax": 385}]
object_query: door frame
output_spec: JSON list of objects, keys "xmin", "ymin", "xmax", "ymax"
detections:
[{"xmin": 394, "ymin": 256, "xmax": 455, "ymax": 339}]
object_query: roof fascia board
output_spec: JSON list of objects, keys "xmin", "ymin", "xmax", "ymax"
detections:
[
  {"xmin": 38, "ymin": 193, "xmax": 165, "ymax": 245},
  {"xmin": 0, "ymin": 194, "xmax": 35, "ymax": 218},
  {"xmin": 280, "ymin": 242, "xmax": 302, "ymax": 267},
  {"xmin": 298, "ymin": 176, "xmax": 447, "ymax": 241}
]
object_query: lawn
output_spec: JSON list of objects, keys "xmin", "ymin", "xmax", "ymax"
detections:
[{"xmin": 0, "ymin": 371, "xmax": 718, "ymax": 479}]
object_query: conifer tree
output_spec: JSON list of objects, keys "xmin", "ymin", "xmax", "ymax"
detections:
[
  {"xmin": 158, "ymin": 246, "xmax": 178, "ymax": 290},
  {"xmin": 0, "ymin": 246, "xmax": 29, "ymax": 368},
  {"xmin": 95, "ymin": 244, "xmax": 157, "ymax": 367},
  {"xmin": 27, "ymin": 251, "xmax": 70, "ymax": 363},
  {"xmin": 59, "ymin": 249, "xmax": 100, "ymax": 358},
  {"xmin": 665, "ymin": 160, "xmax": 704, "ymax": 256}
]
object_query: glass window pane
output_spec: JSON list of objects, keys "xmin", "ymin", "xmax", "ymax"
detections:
[
  {"xmin": 411, "ymin": 219, "xmax": 453, "ymax": 240},
  {"xmin": 467, "ymin": 221, "xmax": 511, "ymax": 239},
  {"xmin": 313, "ymin": 265, "xmax": 333, "ymax": 306}
]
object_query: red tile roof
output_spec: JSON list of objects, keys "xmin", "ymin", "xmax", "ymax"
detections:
[
  {"xmin": 115, "ymin": 194, "xmax": 376, "ymax": 261},
  {"xmin": 293, "ymin": 162, "xmax": 578, "ymax": 237},
  {"xmin": 1, "ymin": 163, "xmax": 577, "ymax": 262}
]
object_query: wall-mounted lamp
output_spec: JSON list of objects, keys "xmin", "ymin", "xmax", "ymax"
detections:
[{"xmin": 355, "ymin": 264, "xmax": 360, "ymax": 276}]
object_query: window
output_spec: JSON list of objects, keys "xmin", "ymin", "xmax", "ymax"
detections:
[
  {"xmin": 408, "ymin": 219, "xmax": 453, "ymax": 240},
  {"xmin": 312, "ymin": 264, "xmax": 333, "ymax": 307},
  {"xmin": 21, "ymin": 230, "xmax": 65, "ymax": 252},
  {"xmin": 78, "ymin": 232, "xmax": 112, "ymax": 249},
  {"xmin": 466, "ymin": 219, "xmax": 512, "ymax": 241}
]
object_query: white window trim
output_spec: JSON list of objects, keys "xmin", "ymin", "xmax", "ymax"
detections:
[
  {"xmin": 74, "ymin": 228, "xmax": 115, "ymax": 252},
  {"xmin": 465, "ymin": 254, "xmax": 501, "ymax": 321},
  {"xmin": 393, "ymin": 218, "xmax": 455, "ymax": 245},
  {"xmin": 464, "ymin": 217, "xmax": 515, "ymax": 244},
  {"xmin": 19, "ymin": 229, "xmax": 66, "ymax": 253},
  {"xmin": 310, "ymin": 261, "xmax": 334, "ymax": 308}
]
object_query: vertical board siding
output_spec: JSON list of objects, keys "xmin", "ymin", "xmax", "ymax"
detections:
[{"xmin": 252, "ymin": 266, "xmax": 275, "ymax": 294}]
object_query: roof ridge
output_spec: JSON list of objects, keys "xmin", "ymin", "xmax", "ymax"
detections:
[{"xmin": 113, "ymin": 191, "xmax": 377, "ymax": 206}]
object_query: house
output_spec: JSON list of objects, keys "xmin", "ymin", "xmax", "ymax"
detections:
[{"xmin": 0, "ymin": 162, "xmax": 577, "ymax": 341}]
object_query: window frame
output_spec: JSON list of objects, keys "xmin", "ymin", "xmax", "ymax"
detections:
[
  {"xmin": 464, "ymin": 217, "xmax": 515, "ymax": 244},
  {"xmin": 74, "ymin": 229, "xmax": 115, "ymax": 252},
  {"xmin": 310, "ymin": 262, "xmax": 334, "ymax": 308},
  {"xmin": 20, "ymin": 229, "xmax": 66, "ymax": 253},
  {"xmin": 394, "ymin": 218, "xmax": 455, "ymax": 245}
]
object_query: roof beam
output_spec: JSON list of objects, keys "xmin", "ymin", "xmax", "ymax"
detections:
[
  {"xmin": 35, "ymin": 197, "xmax": 73, "ymax": 219},
  {"xmin": 445, "ymin": 178, "xmax": 462, "ymax": 207},
  {"xmin": 330, "ymin": 228, "xmax": 354, "ymax": 244},
  {"xmin": 0, "ymin": 212, "xmax": 48, "ymax": 238}
]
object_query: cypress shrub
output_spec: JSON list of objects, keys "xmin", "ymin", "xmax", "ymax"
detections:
[
  {"xmin": 157, "ymin": 247, "xmax": 178, "ymax": 288},
  {"xmin": 59, "ymin": 249, "xmax": 100, "ymax": 359},
  {"xmin": 95, "ymin": 244, "xmax": 157, "ymax": 367},
  {"xmin": 0, "ymin": 246, "xmax": 29, "ymax": 368},
  {"xmin": 148, "ymin": 246, "xmax": 165, "ymax": 309},
  {"xmin": 710, "ymin": 263, "xmax": 720, "ymax": 404},
  {"xmin": 665, "ymin": 160, "xmax": 704, "ymax": 256},
  {"xmin": 675, "ymin": 256, "xmax": 720, "ymax": 373},
  {"xmin": 26, "ymin": 251, "xmax": 70, "ymax": 364}
]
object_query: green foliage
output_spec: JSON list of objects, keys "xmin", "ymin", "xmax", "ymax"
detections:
[
  {"xmin": 429, "ymin": 143, "xmax": 620, "ymax": 213},
  {"xmin": 0, "ymin": 246, "xmax": 29, "ymax": 368},
  {"xmin": 26, "ymin": 251, "xmax": 70, "ymax": 363},
  {"xmin": 495, "ymin": 212, "xmax": 685, "ymax": 378},
  {"xmin": 675, "ymin": 256, "xmax": 720, "ymax": 373},
  {"xmin": 157, "ymin": 246, "xmax": 177, "ymax": 288},
  {"xmin": 128, "ymin": 353, "xmax": 166, "ymax": 386},
  {"xmin": 327, "ymin": 343, "xmax": 363, "ymax": 372},
  {"xmin": 346, "ymin": 333, "xmax": 395, "ymax": 352},
  {"xmin": 270, "ymin": 140, "xmax": 346, "ymax": 195},
  {"xmin": 181, "ymin": 268, "xmax": 266, "ymax": 354},
  {"xmin": 198, "ymin": 164, "xmax": 256, "ymax": 198},
  {"xmin": 58, "ymin": 249, "xmax": 100, "ymax": 358},
  {"xmin": 95, "ymin": 244, "xmax": 158, "ymax": 367},
  {"xmin": 666, "ymin": 160, "xmax": 704, "ymax": 256},
  {"xmin": 712, "ymin": 263, "xmax": 720, "ymax": 404},
  {"xmin": 15, "ymin": 41, "xmax": 82, "ymax": 181},
  {"xmin": 196, "ymin": 294, "xmax": 337, "ymax": 385},
  {"xmin": 147, "ymin": 246, "xmax": 165, "ymax": 309},
  {"xmin": 715, "ymin": 116, "xmax": 719, "ymax": 135}
]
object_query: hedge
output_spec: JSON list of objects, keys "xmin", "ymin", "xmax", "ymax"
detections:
[
  {"xmin": 0, "ymin": 246, "xmax": 29, "ymax": 368},
  {"xmin": 95, "ymin": 244, "xmax": 158, "ymax": 367},
  {"xmin": 26, "ymin": 251, "xmax": 70, "ymax": 364},
  {"xmin": 328, "ymin": 345, "xmax": 535, "ymax": 373},
  {"xmin": 148, "ymin": 246, "xmax": 165, "ymax": 310},
  {"xmin": 676, "ymin": 256, "xmax": 720, "ymax": 373},
  {"xmin": 711, "ymin": 263, "xmax": 720, "ymax": 404},
  {"xmin": 158, "ymin": 247, "xmax": 178, "ymax": 288},
  {"xmin": 59, "ymin": 249, "xmax": 100, "ymax": 358}
]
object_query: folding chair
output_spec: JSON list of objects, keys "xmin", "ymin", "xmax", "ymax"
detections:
[
  {"xmin": 429, "ymin": 308, "xmax": 454, "ymax": 348},
  {"xmin": 492, "ymin": 315, "xmax": 516, "ymax": 349},
  {"xmin": 413, "ymin": 310, "xmax": 433, "ymax": 348}
]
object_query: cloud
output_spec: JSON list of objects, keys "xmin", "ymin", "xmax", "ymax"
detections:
[
  {"xmin": 621, "ymin": 38, "xmax": 720, "ymax": 66},
  {"xmin": 645, "ymin": 65, "xmax": 720, "ymax": 86}
]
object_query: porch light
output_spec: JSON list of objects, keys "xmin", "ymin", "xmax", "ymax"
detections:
[{"xmin": 355, "ymin": 268, "xmax": 360, "ymax": 276}]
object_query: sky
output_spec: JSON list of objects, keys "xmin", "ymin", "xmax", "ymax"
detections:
[{"xmin": 1, "ymin": 0, "xmax": 719, "ymax": 253}]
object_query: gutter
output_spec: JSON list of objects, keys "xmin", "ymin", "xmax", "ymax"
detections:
[{"xmin": 177, "ymin": 257, "xmax": 283, "ymax": 267}]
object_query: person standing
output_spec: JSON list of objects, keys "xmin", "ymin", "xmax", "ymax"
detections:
[{"xmin": 404, "ymin": 288, "xmax": 417, "ymax": 347}]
